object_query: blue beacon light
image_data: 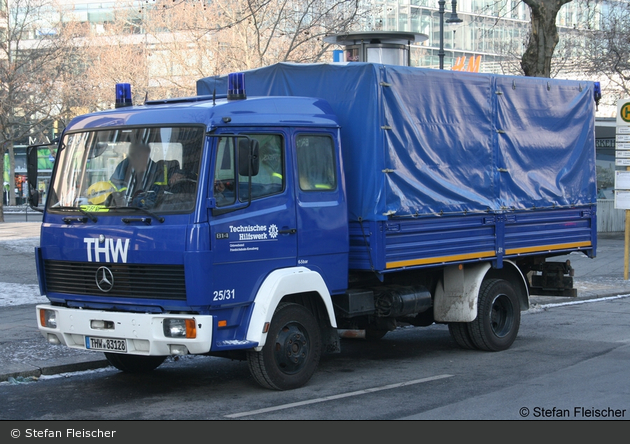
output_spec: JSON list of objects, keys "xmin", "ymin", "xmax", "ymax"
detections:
[
  {"xmin": 227, "ymin": 73, "xmax": 246, "ymax": 101},
  {"xmin": 115, "ymin": 83, "xmax": 133, "ymax": 108}
]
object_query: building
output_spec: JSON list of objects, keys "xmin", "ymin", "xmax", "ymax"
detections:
[
  {"xmin": 4, "ymin": 0, "xmax": 628, "ymax": 229},
  {"xmin": 365, "ymin": 1, "xmax": 605, "ymax": 73}
]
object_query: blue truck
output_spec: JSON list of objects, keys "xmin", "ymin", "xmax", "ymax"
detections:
[{"xmin": 27, "ymin": 63, "xmax": 597, "ymax": 390}]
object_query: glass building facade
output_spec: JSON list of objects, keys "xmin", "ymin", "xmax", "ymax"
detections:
[
  {"xmin": 363, "ymin": 0, "xmax": 607, "ymax": 73},
  {"xmin": 8, "ymin": 1, "xmax": 614, "ymax": 74}
]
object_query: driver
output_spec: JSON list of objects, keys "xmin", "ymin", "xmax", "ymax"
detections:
[{"xmin": 108, "ymin": 142, "xmax": 170, "ymax": 207}]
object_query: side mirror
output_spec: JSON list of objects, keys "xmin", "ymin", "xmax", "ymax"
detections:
[
  {"xmin": 25, "ymin": 138, "xmax": 59, "ymax": 211},
  {"xmin": 26, "ymin": 145, "xmax": 40, "ymax": 208},
  {"xmin": 238, "ymin": 138, "xmax": 259, "ymax": 177},
  {"xmin": 28, "ymin": 188, "xmax": 40, "ymax": 208}
]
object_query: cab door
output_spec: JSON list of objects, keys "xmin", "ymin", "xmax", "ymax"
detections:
[
  {"xmin": 294, "ymin": 131, "xmax": 348, "ymax": 294},
  {"xmin": 209, "ymin": 132, "xmax": 298, "ymax": 305}
]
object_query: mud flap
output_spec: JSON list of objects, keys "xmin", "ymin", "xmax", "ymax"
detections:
[{"xmin": 433, "ymin": 263, "xmax": 491, "ymax": 323}]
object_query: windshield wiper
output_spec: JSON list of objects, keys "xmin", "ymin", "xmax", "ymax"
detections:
[
  {"xmin": 55, "ymin": 206, "xmax": 98, "ymax": 223},
  {"xmin": 108, "ymin": 205, "xmax": 165, "ymax": 223}
]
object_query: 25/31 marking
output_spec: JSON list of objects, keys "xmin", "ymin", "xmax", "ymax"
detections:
[{"xmin": 213, "ymin": 289, "xmax": 236, "ymax": 301}]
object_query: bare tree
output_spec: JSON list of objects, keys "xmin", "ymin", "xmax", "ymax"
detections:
[
  {"xmin": 521, "ymin": 0, "xmax": 573, "ymax": 77},
  {"xmin": 109, "ymin": 0, "xmax": 367, "ymax": 96},
  {"xmin": 141, "ymin": 1, "xmax": 222, "ymax": 95},
  {"xmin": 465, "ymin": 1, "xmax": 528, "ymax": 75},
  {"xmin": 162, "ymin": 0, "xmax": 366, "ymax": 73},
  {"xmin": 0, "ymin": 0, "xmax": 368, "ymax": 221},
  {"xmin": 580, "ymin": 1, "xmax": 630, "ymax": 110},
  {"xmin": 64, "ymin": 0, "xmax": 366, "ymax": 104},
  {"xmin": 66, "ymin": 8, "xmax": 152, "ymax": 111},
  {"xmin": 0, "ymin": 0, "xmax": 74, "ymax": 221},
  {"xmin": 427, "ymin": 0, "xmax": 575, "ymax": 77},
  {"xmin": 243, "ymin": 0, "xmax": 365, "ymax": 66}
]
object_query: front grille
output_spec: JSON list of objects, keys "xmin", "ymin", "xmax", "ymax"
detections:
[{"xmin": 44, "ymin": 260, "xmax": 187, "ymax": 300}]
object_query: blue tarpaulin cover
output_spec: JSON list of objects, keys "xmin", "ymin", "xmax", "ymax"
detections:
[{"xmin": 197, "ymin": 63, "xmax": 597, "ymax": 222}]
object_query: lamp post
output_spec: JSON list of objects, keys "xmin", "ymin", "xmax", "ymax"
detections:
[{"xmin": 438, "ymin": 0, "xmax": 463, "ymax": 69}]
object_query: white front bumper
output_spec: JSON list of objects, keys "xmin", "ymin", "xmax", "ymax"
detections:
[{"xmin": 36, "ymin": 305, "xmax": 213, "ymax": 356}]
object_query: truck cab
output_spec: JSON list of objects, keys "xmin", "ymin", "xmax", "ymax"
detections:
[{"xmin": 30, "ymin": 83, "xmax": 346, "ymax": 390}]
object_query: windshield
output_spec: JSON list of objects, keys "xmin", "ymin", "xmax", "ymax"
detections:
[{"xmin": 48, "ymin": 126, "xmax": 204, "ymax": 214}]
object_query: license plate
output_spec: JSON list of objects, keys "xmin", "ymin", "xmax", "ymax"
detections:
[{"xmin": 85, "ymin": 336, "xmax": 127, "ymax": 352}]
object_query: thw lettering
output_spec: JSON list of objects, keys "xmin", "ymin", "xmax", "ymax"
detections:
[{"xmin": 84, "ymin": 238, "xmax": 130, "ymax": 263}]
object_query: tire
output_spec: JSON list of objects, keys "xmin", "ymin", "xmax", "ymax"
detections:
[
  {"xmin": 247, "ymin": 303, "xmax": 322, "ymax": 390},
  {"xmin": 468, "ymin": 278, "xmax": 520, "ymax": 351},
  {"xmin": 105, "ymin": 353, "xmax": 166, "ymax": 373},
  {"xmin": 448, "ymin": 322, "xmax": 477, "ymax": 350}
]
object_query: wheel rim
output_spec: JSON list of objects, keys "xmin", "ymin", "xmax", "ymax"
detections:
[
  {"xmin": 273, "ymin": 322, "xmax": 310, "ymax": 375},
  {"xmin": 490, "ymin": 293, "xmax": 514, "ymax": 338}
]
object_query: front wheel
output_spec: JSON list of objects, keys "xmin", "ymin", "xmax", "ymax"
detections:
[
  {"xmin": 105, "ymin": 353, "xmax": 166, "ymax": 373},
  {"xmin": 468, "ymin": 279, "xmax": 521, "ymax": 351},
  {"xmin": 247, "ymin": 303, "xmax": 322, "ymax": 390}
]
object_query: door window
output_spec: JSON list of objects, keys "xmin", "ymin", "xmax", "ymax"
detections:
[
  {"xmin": 214, "ymin": 134, "xmax": 284, "ymax": 206},
  {"xmin": 296, "ymin": 135, "xmax": 337, "ymax": 191}
]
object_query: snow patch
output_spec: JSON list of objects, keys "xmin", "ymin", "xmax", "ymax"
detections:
[
  {"xmin": 0, "ymin": 236, "xmax": 40, "ymax": 254},
  {"xmin": 0, "ymin": 282, "xmax": 47, "ymax": 306}
]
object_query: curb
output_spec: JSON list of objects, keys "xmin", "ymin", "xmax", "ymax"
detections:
[{"xmin": 3, "ymin": 359, "xmax": 110, "ymax": 383}]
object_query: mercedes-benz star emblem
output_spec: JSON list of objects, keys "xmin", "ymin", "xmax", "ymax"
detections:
[{"xmin": 95, "ymin": 266, "xmax": 114, "ymax": 293}]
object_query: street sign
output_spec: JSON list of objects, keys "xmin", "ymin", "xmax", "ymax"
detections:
[
  {"xmin": 616, "ymin": 98, "xmax": 630, "ymax": 279},
  {"xmin": 615, "ymin": 98, "xmax": 630, "ymax": 210},
  {"xmin": 616, "ymin": 191, "xmax": 630, "ymax": 209},
  {"xmin": 615, "ymin": 170, "xmax": 630, "ymax": 192}
]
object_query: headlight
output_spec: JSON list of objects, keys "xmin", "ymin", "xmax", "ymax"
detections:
[
  {"xmin": 39, "ymin": 308, "xmax": 57, "ymax": 329},
  {"xmin": 163, "ymin": 318, "xmax": 196, "ymax": 338}
]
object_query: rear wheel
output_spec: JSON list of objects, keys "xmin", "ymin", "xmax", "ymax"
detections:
[
  {"xmin": 448, "ymin": 322, "xmax": 477, "ymax": 350},
  {"xmin": 105, "ymin": 353, "xmax": 166, "ymax": 373},
  {"xmin": 247, "ymin": 303, "xmax": 322, "ymax": 390},
  {"xmin": 468, "ymin": 279, "xmax": 520, "ymax": 351}
]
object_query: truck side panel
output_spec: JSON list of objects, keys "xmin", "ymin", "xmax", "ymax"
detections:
[
  {"xmin": 349, "ymin": 206, "xmax": 595, "ymax": 273},
  {"xmin": 503, "ymin": 206, "xmax": 596, "ymax": 258}
]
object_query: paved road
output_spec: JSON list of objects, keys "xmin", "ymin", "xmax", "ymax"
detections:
[
  {"xmin": 1, "ymin": 222, "xmax": 630, "ymax": 385},
  {"xmin": 1, "ymin": 295, "xmax": 629, "ymax": 420}
]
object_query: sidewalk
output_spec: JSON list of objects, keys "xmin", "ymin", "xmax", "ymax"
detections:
[
  {"xmin": 0, "ymin": 222, "xmax": 110, "ymax": 382},
  {"xmin": 1, "ymin": 222, "xmax": 629, "ymax": 383}
]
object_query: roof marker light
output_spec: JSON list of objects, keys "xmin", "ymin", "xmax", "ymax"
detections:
[
  {"xmin": 227, "ymin": 72, "xmax": 246, "ymax": 101},
  {"xmin": 115, "ymin": 83, "xmax": 133, "ymax": 108}
]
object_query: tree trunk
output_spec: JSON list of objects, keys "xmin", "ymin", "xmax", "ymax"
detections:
[
  {"xmin": 521, "ymin": 0, "xmax": 573, "ymax": 77},
  {"xmin": 8, "ymin": 145, "xmax": 16, "ymax": 206},
  {"xmin": 0, "ymin": 149, "xmax": 5, "ymax": 223}
]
